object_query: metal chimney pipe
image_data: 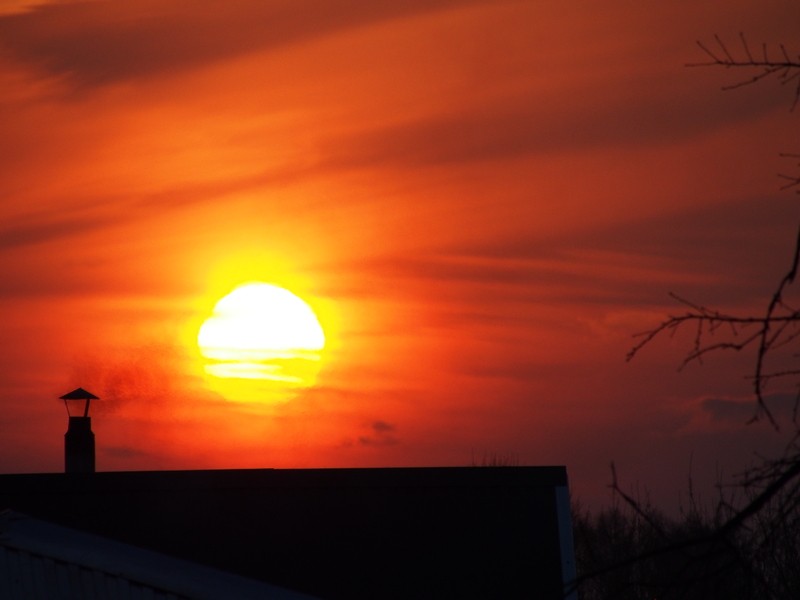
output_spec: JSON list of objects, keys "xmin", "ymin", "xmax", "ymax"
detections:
[
  {"xmin": 59, "ymin": 388, "xmax": 100, "ymax": 474},
  {"xmin": 65, "ymin": 416, "xmax": 95, "ymax": 474}
]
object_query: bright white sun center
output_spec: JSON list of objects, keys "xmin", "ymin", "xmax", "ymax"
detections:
[{"xmin": 197, "ymin": 283, "xmax": 325, "ymax": 391}]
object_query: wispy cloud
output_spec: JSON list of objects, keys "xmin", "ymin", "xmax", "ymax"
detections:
[
  {"xmin": 702, "ymin": 393, "xmax": 798, "ymax": 425},
  {"xmin": 0, "ymin": 0, "xmax": 486, "ymax": 89},
  {"xmin": 0, "ymin": 204, "xmax": 123, "ymax": 251},
  {"xmin": 358, "ymin": 419, "xmax": 399, "ymax": 446},
  {"xmin": 324, "ymin": 77, "xmax": 785, "ymax": 168}
]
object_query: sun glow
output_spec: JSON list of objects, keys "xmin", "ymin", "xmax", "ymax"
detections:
[{"xmin": 197, "ymin": 282, "xmax": 325, "ymax": 399}]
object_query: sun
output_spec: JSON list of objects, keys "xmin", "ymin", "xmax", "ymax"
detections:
[{"xmin": 197, "ymin": 282, "xmax": 325, "ymax": 400}]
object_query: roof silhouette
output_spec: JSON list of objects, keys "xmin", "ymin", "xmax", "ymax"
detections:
[
  {"xmin": 0, "ymin": 466, "xmax": 575, "ymax": 599},
  {"xmin": 0, "ymin": 509, "xmax": 319, "ymax": 599}
]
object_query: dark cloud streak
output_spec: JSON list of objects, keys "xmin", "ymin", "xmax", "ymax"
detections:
[
  {"xmin": 323, "ymin": 75, "xmax": 785, "ymax": 167},
  {"xmin": 358, "ymin": 420, "xmax": 399, "ymax": 446},
  {"xmin": 0, "ymin": 0, "xmax": 485, "ymax": 89},
  {"xmin": 0, "ymin": 206, "xmax": 123, "ymax": 251},
  {"xmin": 701, "ymin": 394, "xmax": 798, "ymax": 426}
]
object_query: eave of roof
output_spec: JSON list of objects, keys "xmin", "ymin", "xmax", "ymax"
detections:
[{"xmin": 0, "ymin": 510, "xmax": 318, "ymax": 600}]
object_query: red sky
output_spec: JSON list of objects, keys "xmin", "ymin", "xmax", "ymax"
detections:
[{"xmin": 1, "ymin": 0, "xmax": 798, "ymax": 510}]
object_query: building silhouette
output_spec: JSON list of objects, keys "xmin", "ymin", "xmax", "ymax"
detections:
[
  {"xmin": 0, "ymin": 389, "xmax": 576, "ymax": 598},
  {"xmin": 0, "ymin": 466, "xmax": 575, "ymax": 599}
]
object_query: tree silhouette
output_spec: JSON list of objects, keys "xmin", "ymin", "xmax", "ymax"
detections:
[
  {"xmin": 629, "ymin": 35, "xmax": 799, "ymax": 424},
  {"xmin": 572, "ymin": 36, "xmax": 800, "ymax": 599}
]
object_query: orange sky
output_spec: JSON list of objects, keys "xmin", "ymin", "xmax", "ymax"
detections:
[{"xmin": 1, "ymin": 0, "xmax": 798, "ymax": 509}]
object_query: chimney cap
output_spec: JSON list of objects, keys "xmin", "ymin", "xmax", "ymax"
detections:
[{"xmin": 60, "ymin": 387, "xmax": 99, "ymax": 401}]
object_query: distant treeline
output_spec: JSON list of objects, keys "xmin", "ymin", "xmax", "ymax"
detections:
[{"xmin": 571, "ymin": 488, "xmax": 800, "ymax": 600}]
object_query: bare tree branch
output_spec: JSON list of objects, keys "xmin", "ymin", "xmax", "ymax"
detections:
[
  {"xmin": 780, "ymin": 153, "xmax": 800, "ymax": 192},
  {"xmin": 628, "ymin": 227, "xmax": 800, "ymax": 430},
  {"xmin": 688, "ymin": 34, "xmax": 800, "ymax": 110}
]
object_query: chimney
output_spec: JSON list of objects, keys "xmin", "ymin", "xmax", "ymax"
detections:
[{"xmin": 59, "ymin": 388, "xmax": 99, "ymax": 474}]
